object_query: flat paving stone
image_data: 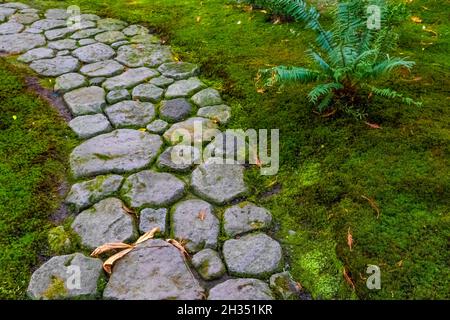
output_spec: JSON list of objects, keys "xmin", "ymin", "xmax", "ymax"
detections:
[
  {"xmin": 223, "ymin": 203, "xmax": 272, "ymax": 237},
  {"xmin": 190, "ymin": 158, "xmax": 247, "ymax": 205},
  {"xmin": 48, "ymin": 39, "xmax": 77, "ymax": 50},
  {"xmin": 0, "ymin": 32, "xmax": 45, "ymax": 53},
  {"xmin": 0, "ymin": 21, "xmax": 24, "ymax": 34},
  {"xmin": 45, "ymin": 9, "xmax": 70, "ymax": 20},
  {"xmin": 159, "ymin": 98, "xmax": 193, "ymax": 122},
  {"xmin": 80, "ymin": 59, "xmax": 124, "ymax": 77},
  {"xmin": 72, "ymin": 43, "xmax": 115, "ymax": 63},
  {"xmin": 111, "ymin": 40, "xmax": 129, "ymax": 49},
  {"xmin": 70, "ymin": 129, "xmax": 163, "ymax": 178},
  {"xmin": 122, "ymin": 24, "xmax": 148, "ymax": 36},
  {"xmin": 197, "ymin": 105, "xmax": 232, "ymax": 124},
  {"xmin": 103, "ymin": 67, "xmax": 158, "ymax": 91},
  {"xmin": 158, "ymin": 62, "xmax": 199, "ymax": 80},
  {"xmin": 191, "ymin": 88, "xmax": 223, "ymax": 107},
  {"xmin": 163, "ymin": 117, "xmax": 219, "ymax": 145},
  {"xmin": 65, "ymin": 174, "xmax": 124, "ymax": 212},
  {"xmin": 69, "ymin": 113, "xmax": 112, "ymax": 139},
  {"xmin": 95, "ymin": 30, "xmax": 126, "ymax": 44},
  {"xmin": 105, "ymin": 100, "xmax": 156, "ymax": 128},
  {"xmin": 192, "ymin": 249, "xmax": 226, "ymax": 280},
  {"xmin": 146, "ymin": 119, "xmax": 168, "ymax": 134},
  {"xmin": 64, "ymin": 86, "xmax": 106, "ymax": 116},
  {"xmin": 9, "ymin": 12, "xmax": 39, "ymax": 24},
  {"xmin": 54, "ymin": 72, "xmax": 87, "ymax": 92},
  {"xmin": 29, "ymin": 56, "xmax": 80, "ymax": 76},
  {"xmin": 27, "ymin": 253, "xmax": 103, "ymax": 300},
  {"xmin": 106, "ymin": 89, "xmax": 130, "ymax": 104},
  {"xmin": 139, "ymin": 208, "xmax": 168, "ymax": 235},
  {"xmin": 103, "ymin": 239, "xmax": 204, "ymax": 300},
  {"xmin": 131, "ymin": 83, "xmax": 164, "ymax": 103},
  {"xmin": 30, "ymin": 19, "xmax": 66, "ymax": 31},
  {"xmin": 115, "ymin": 43, "xmax": 173, "ymax": 68},
  {"xmin": 18, "ymin": 47, "xmax": 55, "ymax": 63},
  {"xmin": 70, "ymin": 28, "xmax": 103, "ymax": 39},
  {"xmin": 165, "ymin": 77, "xmax": 205, "ymax": 99},
  {"xmin": 172, "ymin": 199, "xmax": 219, "ymax": 253},
  {"xmin": 78, "ymin": 38, "xmax": 96, "ymax": 46},
  {"xmin": 121, "ymin": 170, "xmax": 185, "ymax": 208},
  {"xmin": 208, "ymin": 279, "xmax": 274, "ymax": 300},
  {"xmin": 150, "ymin": 76, "xmax": 174, "ymax": 88},
  {"xmin": 156, "ymin": 145, "xmax": 200, "ymax": 172},
  {"xmin": 97, "ymin": 18, "xmax": 127, "ymax": 31},
  {"xmin": 44, "ymin": 27, "xmax": 74, "ymax": 41},
  {"xmin": 223, "ymin": 233, "xmax": 282, "ymax": 278},
  {"xmin": 71, "ymin": 197, "xmax": 138, "ymax": 250}
]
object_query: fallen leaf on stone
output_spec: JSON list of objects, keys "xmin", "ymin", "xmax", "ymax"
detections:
[
  {"xmin": 91, "ymin": 227, "xmax": 160, "ymax": 274},
  {"xmin": 122, "ymin": 204, "xmax": 135, "ymax": 215},
  {"xmin": 197, "ymin": 209, "xmax": 206, "ymax": 221},
  {"xmin": 167, "ymin": 238, "xmax": 189, "ymax": 257}
]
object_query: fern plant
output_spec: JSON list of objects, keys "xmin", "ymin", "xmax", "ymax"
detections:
[{"xmin": 257, "ymin": 0, "xmax": 421, "ymax": 113}]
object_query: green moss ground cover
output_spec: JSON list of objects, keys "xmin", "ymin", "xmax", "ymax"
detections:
[{"xmin": 4, "ymin": 0, "xmax": 449, "ymax": 299}]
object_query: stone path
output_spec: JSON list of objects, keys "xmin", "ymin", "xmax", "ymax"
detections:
[{"xmin": 0, "ymin": 2, "xmax": 300, "ymax": 300}]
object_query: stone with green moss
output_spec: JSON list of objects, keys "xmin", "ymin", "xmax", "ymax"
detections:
[
  {"xmin": 269, "ymin": 271, "xmax": 302, "ymax": 300},
  {"xmin": 48, "ymin": 226, "xmax": 72, "ymax": 254},
  {"xmin": 223, "ymin": 233, "xmax": 282, "ymax": 278},
  {"xmin": 191, "ymin": 249, "xmax": 225, "ymax": 280},
  {"xmin": 27, "ymin": 253, "xmax": 103, "ymax": 300},
  {"xmin": 158, "ymin": 62, "xmax": 199, "ymax": 80},
  {"xmin": 65, "ymin": 174, "xmax": 123, "ymax": 212},
  {"xmin": 208, "ymin": 278, "xmax": 274, "ymax": 300},
  {"xmin": 71, "ymin": 197, "xmax": 138, "ymax": 250},
  {"xmin": 223, "ymin": 202, "xmax": 272, "ymax": 237}
]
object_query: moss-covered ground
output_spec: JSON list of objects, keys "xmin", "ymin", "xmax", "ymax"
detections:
[{"xmin": 2, "ymin": 0, "xmax": 449, "ymax": 299}]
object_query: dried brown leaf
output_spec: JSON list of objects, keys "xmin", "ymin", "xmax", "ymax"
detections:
[
  {"xmin": 197, "ymin": 209, "xmax": 206, "ymax": 221},
  {"xmin": 90, "ymin": 243, "xmax": 132, "ymax": 257},
  {"xmin": 343, "ymin": 267, "xmax": 355, "ymax": 290},
  {"xmin": 167, "ymin": 239, "xmax": 190, "ymax": 257},
  {"xmin": 135, "ymin": 227, "xmax": 160, "ymax": 245},
  {"xmin": 103, "ymin": 248, "xmax": 134, "ymax": 274},
  {"xmin": 347, "ymin": 227, "xmax": 353, "ymax": 251},
  {"xmin": 361, "ymin": 195, "xmax": 381, "ymax": 218}
]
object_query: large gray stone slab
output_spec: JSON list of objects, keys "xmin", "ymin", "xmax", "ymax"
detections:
[
  {"xmin": 163, "ymin": 117, "xmax": 218, "ymax": 145},
  {"xmin": 121, "ymin": 170, "xmax": 185, "ymax": 208},
  {"xmin": 97, "ymin": 18, "xmax": 127, "ymax": 31},
  {"xmin": 64, "ymin": 86, "xmax": 105, "ymax": 116},
  {"xmin": 172, "ymin": 199, "xmax": 219, "ymax": 253},
  {"xmin": 122, "ymin": 24, "xmax": 148, "ymax": 36},
  {"xmin": 72, "ymin": 43, "xmax": 115, "ymax": 63},
  {"xmin": 103, "ymin": 67, "xmax": 158, "ymax": 91},
  {"xmin": 30, "ymin": 19, "xmax": 67, "ymax": 31},
  {"xmin": 139, "ymin": 208, "xmax": 168, "ymax": 235},
  {"xmin": 131, "ymin": 83, "xmax": 164, "ymax": 103},
  {"xmin": 208, "ymin": 279, "xmax": 274, "ymax": 300},
  {"xmin": 197, "ymin": 105, "xmax": 231, "ymax": 124},
  {"xmin": 29, "ymin": 56, "xmax": 80, "ymax": 77},
  {"xmin": 18, "ymin": 47, "xmax": 55, "ymax": 63},
  {"xmin": 158, "ymin": 62, "xmax": 199, "ymax": 80},
  {"xmin": 0, "ymin": 21, "xmax": 24, "ymax": 34},
  {"xmin": 68, "ymin": 113, "xmax": 112, "ymax": 139},
  {"xmin": 70, "ymin": 129, "xmax": 163, "ymax": 178},
  {"xmin": 48, "ymin": 39, "xmax": 77, "ymax": 50},
  {"xmin": 95, "ymin": 30, "xmax": 126, "ymax": 44},
  {"xmin": 103, "ymin": 239, "xmax": 204, "ymax": 300},
  {"xmin": 65, "ymin": 174, "xmax": 124, "ymax": 212},
  {"xmin": 156, "ymin": 145, "xmax": 200, "ymax": 172},
  {"xmin": 27, "ymin": 253, "xmax": 103, "ymax": 300},
  {"xmin": 71, "ymin": 197, "xmax": 138, "ymax": 250},
  {"xmin": 54, "ymin": 72, "xmax": 87, "ymax": 92},
  {"xmin": 192, "ymin": 249, "xmax": 226, "ymax": 280},
  {"xmin": 70, "ymin": 28, "xmax": 103, "ymax": 39},
  {"xmin": 223, "ymin": 233, "xmax": 282, "ymax": 278},
  {"xmin": 105, "ymin": 100, "xmax": 155, "ymax": 128},
  {"xmin": 191, "ymin": 88, "xmax": 222, "ymax": 107},
  {"xmin": 191, "ymin": 158, "xmax": 247, "ymax": 205},
  {"xmin": 80, "ymin": 59, "xmax": 124, "ymax": 77},
  {"xmin": 165, "ymin": 77, "xmax": 205, "ymax": 99},
  {"xmin": 115, "ymin": 43, "xmax": 173, "ymax": 68},
  {"xmin": 10, "ymin": 12, "xmax": 39, "ymax": 24},
  {"xmin": 0, "ymin": 33, "xmax": 45, "ymax": 53},
  {"xmin": 223, "ymin": 203, "xmax": 272, "ymax": 237},
  {"xmin": 159, "ymin": 98, "xmax": 193, "ymax": 122},
  {"xmin": 44, "ymin": 27, "xmax": 74, "ymax": 41}
]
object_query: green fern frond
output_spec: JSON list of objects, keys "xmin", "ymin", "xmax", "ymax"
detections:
[
  {"xmin": 368, "ymin": 86, "xmax": 422, "ymax": 106},
  {"xmin": 308, "ymin": 82, "xmax": 343, "ymax": 104},
  {"xmin": 260, "ymin": 66, "xmax": 321, "ymax": 86}
]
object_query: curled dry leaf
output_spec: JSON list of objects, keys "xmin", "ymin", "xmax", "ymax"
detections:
[
  {"xmin": 361, "ymin": 195, "xmax": 381, "ymax": 218},
  {"xmin": 167, "ymin": 238, "xmax": 190, "ymax": 257},
  {"xmin": 347, "ymin": 227, "xmax": 353, "ymax": 251},
  {"xmin": 197, "ymin": 209, "xmax": 206, "ymax": 221},
  {"xmin": 90, "ymin": 227, "xmax": 160, "ymax": 274},
  {"xmin": 343, "ymin": 267, "xmax": 355, "ymax": 290},
  {"xmin": 122, "ymin": 204, "xmax": 136, "ymax": 215}
]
